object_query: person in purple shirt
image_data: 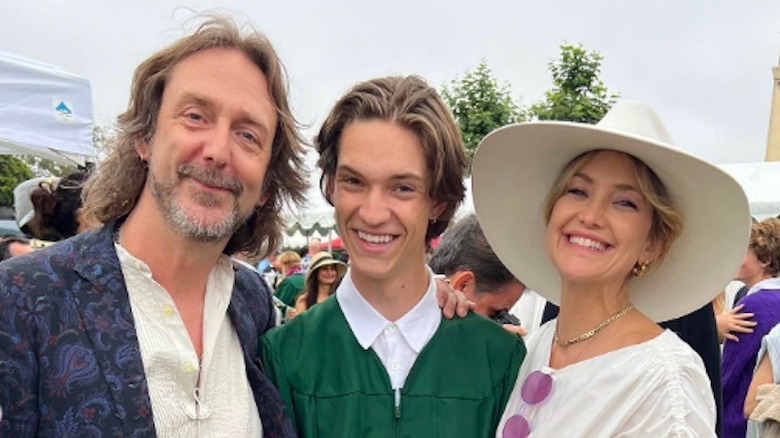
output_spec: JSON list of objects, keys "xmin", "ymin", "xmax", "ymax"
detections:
[{"xmin": 722, "ymin": 217, "xmax": 780, "ymax": 437}]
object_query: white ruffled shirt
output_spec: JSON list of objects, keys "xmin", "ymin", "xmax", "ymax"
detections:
[
  {"xmin": 496, "ymin": 321, "xmax": 716, "ymax": 438},
  {"xmin": 117, "ymin": 244, "xmax": 262, "ymax": 438}
]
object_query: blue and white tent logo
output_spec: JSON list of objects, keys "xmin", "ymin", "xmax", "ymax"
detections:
[{"xmin": 52, "ymin": 99, "xmax": 74, "ymax": 122}]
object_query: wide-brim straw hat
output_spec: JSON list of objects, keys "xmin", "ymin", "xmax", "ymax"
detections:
[
  {"xmin": 472, "ymin": 100, "xmax": 751, "ymax": 322},
  {"xmin": 305, "ymin": 251, "xmax": 347, "ymax": 283}
]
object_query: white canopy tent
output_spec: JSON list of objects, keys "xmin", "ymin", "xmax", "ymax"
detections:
[
  {"xmin": 283, "ymin": 205, "xmax": 338, "ymax": 249},
  {"xmin": 0, "ymin": 51, "xmax": 95, "ymax": 164},
  {"xmin": 281, "ymin": 187, "xmax": 338, "ymax": 249}
]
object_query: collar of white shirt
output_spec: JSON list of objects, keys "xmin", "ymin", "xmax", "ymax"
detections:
[
  {"xmin": 337, "ymin": 266, "xmax": 442, "ymax": 353},
  {"xmin": 748, "ymin": 277, "xmax": 780, "ymax": 295}
]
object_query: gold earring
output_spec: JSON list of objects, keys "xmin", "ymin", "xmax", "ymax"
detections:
[{"xmin": 632, "ymin": 261, "xmax": 649, "ymax": 278}]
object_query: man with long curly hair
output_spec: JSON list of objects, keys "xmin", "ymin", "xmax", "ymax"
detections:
[{"xmin": 0, "ymin": 15, "xmax": 304, "ymax": 437}]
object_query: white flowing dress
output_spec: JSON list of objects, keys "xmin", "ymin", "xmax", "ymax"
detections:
[{"xmin": 496, "ymin": 321, "xmax": 716, "ymax": 438}]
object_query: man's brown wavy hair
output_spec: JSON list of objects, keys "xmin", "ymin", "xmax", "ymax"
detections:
[{"xmin": 82, "ymin": 15, "xmax": 307, "ymax": 257}]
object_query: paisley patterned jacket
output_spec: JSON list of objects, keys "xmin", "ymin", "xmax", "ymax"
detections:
[{"xmin": 0, "ymin": 223, "xmax": 296, "ymax": 437}]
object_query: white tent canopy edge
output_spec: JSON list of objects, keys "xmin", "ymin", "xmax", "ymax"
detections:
[{"xmin": 0, "ymin": 51, "xmax": 95, "ymax": 165}]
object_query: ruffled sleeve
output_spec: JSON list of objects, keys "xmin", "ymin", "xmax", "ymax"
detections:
[{"xmin": 616, "ymin": 333, "xmax": 717, "ymax": 437}]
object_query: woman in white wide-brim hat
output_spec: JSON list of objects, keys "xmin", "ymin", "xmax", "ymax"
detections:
[{"xmin": 472, "ymin": 100, "xmax": 751, "ymax": 438}]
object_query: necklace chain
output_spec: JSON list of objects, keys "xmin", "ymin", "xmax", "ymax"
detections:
[{"xmin": 554, "ymin": 304, "xmax": 633, "ymax": 347}]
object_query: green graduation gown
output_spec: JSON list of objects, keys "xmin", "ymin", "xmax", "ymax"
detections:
[
  {"xmin": 260, "ymin": 296, "xmax": 526, "ymax": 437},
  {"xmin": 275, "ymin": 272, "xmax": 305, "ymax": 307}
]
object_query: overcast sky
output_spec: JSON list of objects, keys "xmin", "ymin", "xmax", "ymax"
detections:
[{"xmin": 2, "ymin": 0, "xmax": 779, "ymax": 170}]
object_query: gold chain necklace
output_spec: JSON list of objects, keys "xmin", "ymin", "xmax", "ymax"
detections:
[{"xmin": 554, "ymin": 304, "xmax": 634, "ymax": 347}]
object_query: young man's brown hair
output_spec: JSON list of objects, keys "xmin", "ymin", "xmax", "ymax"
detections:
[{"xmin": 315, "ymin": 75, "xmax": 468, "ymax": 241}]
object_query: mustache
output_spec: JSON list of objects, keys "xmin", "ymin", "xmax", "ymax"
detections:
[{"xmin": 177, "ymin": 164, "xmax": 243, "ymax": 195}]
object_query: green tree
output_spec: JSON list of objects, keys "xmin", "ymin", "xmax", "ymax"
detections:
[
  {"xmin": 529, "ymin": 43, "xmax": 619, "ymax": 124},
  {"xmin": 442, "ymin": 61, "xmax": 524, "ymax": 166},
  {"xmin": 0, "ymin": 155, "xmax": 34, "ymax": 206}
]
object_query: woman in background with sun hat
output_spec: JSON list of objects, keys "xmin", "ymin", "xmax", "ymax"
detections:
[
  {"xmin": 472, "ymin": 100, "xmax": 751, "ymax": 437},
  {"xmin": 293, "ymin": 251, "xmax": 347, "ymax": 316}
]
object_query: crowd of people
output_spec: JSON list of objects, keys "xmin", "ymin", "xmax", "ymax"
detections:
[{"xmin": 1, "ymin": 12, "xmax": 779, "ymax": 438}]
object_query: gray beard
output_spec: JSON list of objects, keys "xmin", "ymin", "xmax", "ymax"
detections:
[{"xmin": 149, "ymin": 164, "xmax": 243, "ymax": 243}]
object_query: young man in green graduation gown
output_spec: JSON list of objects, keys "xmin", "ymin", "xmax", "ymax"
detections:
[{"xmin": 260, "ymin": 76, "xmax": 526, "ymax": 437}]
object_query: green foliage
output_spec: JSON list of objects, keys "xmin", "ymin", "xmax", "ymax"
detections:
[
  {"xmin": 442, "ymin": 61, "xmax": 524, "ymax": 167},
  {"xmin": 0, "ymin": 155, "xmax": 34, "ymax": 206},
  {"xmin": 529, "ymin": 43, "xmax": 619, "ymax": 124}
]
